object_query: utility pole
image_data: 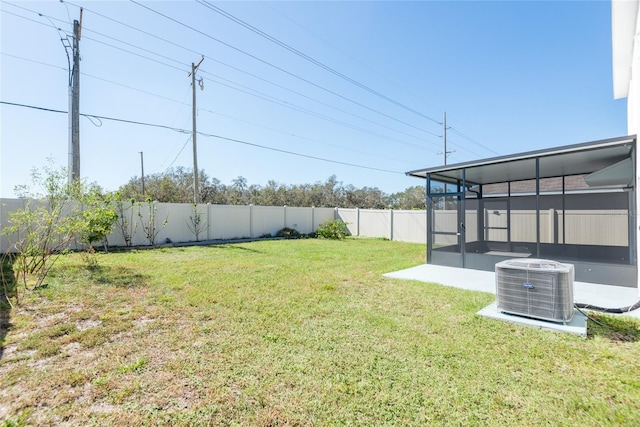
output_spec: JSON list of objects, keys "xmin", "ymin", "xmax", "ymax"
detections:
[
  {"xmin": 443, "ymin": 111, "xmax": 447, "ymax": 166},
  {"xmin": 188, "ymin": 56, "xmax": 204, "ymax": 204},
  {"xmin": 439, "ymin": 112, "xmax": 454, "ymax": 166},
  {"xmin": 139, "ymin": 151, "xmax": 145, "ymax": 197},
  {"xmin": 68, "ymin": 9, "xmax": 82, "ymax": 183}
]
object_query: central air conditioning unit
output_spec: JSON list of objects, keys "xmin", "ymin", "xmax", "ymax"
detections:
[{"xmin": 495, "ymin": 259, "xmax": 574, "ymax": 323}]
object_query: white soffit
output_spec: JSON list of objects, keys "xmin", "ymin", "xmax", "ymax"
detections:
[{"xmin": 612, "ymin": 0, "xmax": 639, "ymax": 99}]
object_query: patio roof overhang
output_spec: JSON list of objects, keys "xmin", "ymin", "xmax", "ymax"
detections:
[{"xmin": 406, "ymin": 135, "xmax": 637, "ymax": 187}]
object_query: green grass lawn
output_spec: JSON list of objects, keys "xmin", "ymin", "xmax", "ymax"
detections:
[{"xmin": 1, "ymin": 238, "xmax": 640, "ymax": 426}]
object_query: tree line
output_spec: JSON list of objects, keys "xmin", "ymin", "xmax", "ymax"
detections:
[{"xmin": 117, "ymin": 167, "xmax": 427, "ymax": 210}]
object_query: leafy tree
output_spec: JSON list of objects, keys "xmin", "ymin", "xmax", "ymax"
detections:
[
  {"xmin": 389, "ymin": 186, "xmax": 427, "ymax": 210},
  {"xmin": 4, "ymin": 164, "xmax": 82, "ymax": 292},
  {"xmin": 118, "ymin": 167, "xmax": 212, "ymax": 203},
  {"xmin": 229, "ymin": 176, "xmax": 249, "ymax": 205},
  {"xmin": 117, "ymin": 171, "xmax": 411, "ymax": 209},
  {"xmin": 1, "ymin": 163, "xmax": 117, "ymax": 300}
]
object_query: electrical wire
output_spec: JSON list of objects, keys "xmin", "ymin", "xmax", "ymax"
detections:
[
  {"xmin": 165, "ymin": 135, "xmax": 192, "ymax": 170},
  {"xmin": 84, "ymin": 115, "xmax": 103, "ymax": 127},
  {"xmin": 6, "ymin": 1, "xmax": 495, "ymax": 158},
  {"xmin": 77, "ymin": 18, "xmax": 440, "ymax": 145},
  {"xmin": 80, "ymin": 25, "xmax": 438, "ymax": 146},
  {"xmin": 200, "ymin": 108, "xmax": 422, "ymax": 166},
  {"xmin": 259, "ymin": 0, "xmax": 445, "ymax": 117},
  {"xmin": 202, "ymin": 75, "xmax": 430, "ymax": 150},
  {"xmin": 574, "ymin": 301, "xmax": 640, "ymax": 314},
  {"xmin": 82, "ymin": 35, "xmax": 186, "ymax": 73},
  {"xmin": 1, "ymin": 6, "xmax": 438, "ymax": 148},
  {"xmin": 442, "ymin": 135, "xmax": 484, "ymax": 159},
  {"xmin": 197, "ymin": 0, "xmax": 443, "ymax": 125},
  {"xmin": 1, "ymin": 101, "xmax": 404, "ymax": 174},
  {"xmin": 129, "ymin": 0, "xmax": 442, "ymax": 138},
  {"xmin": 157, "ymin": 88, "xmax": 193, "ymax": 171},
  {"xmin": 449, "ymin": 127, "xmax": 501, "ymax": 156},
  {"xmin": 56, "ymin": 1, "xmax": 440, "ymax": 145},
  {"xmin": 0, "ymin": 52, "xmax": 67, "ymax": 72},
  {"xmin": 1, "ymin": 53, "xmax": 429, "ymax": 162},
  {"xmin": 573, "ymin": 306, "xmax": 608, "ymax": 328}
]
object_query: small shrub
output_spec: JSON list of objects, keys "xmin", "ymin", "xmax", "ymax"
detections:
[
  {"xmin": 315, "ymin": 219, "xmax": 350, "ymax": 240},
  {"xmin": 137, "ymin": 199, "xmax": 168, "ymax": 247},
  {"xmin": 276, "ymin": 227, "xmax": 301, "ymax": 239},
  {"xmin": 113, "ymin": 194, "xmax": 137, "ymax": 247},
  {"xmin": 186, "ymin": 203, "xmax": 207, "ymax": 242}
]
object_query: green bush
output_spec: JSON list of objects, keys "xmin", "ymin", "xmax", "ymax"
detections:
[
  {"xmin": 315, "ymin": 219, "xmax": 350, "ymax": 240},
  {"xmin": 276, "ymin": 227, "xmax": 301, "ymax": 239}
]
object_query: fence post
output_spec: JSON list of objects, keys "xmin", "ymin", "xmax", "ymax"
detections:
[
  {"xmin": 311, "ymin": 206, "xmax": 315, "ymax": 232},
  {"xmin": 284, "ymin": 205, "xmax": 287, "ymax": 230},
  {"xmin": 549, "ymin": 208, "xmax": 555, "ymax": 244},
  {"xmin": 356, "ymin": 208, "xmax": 360, "ymax": 237},
  {"xmin": 207, "ymin": 203, "xmax": 211, "ymax": 241},
  {"xmin": 249, "ymin": 204, "xmax": 253, "ymax": 238},
  {"xmin": 390, "ymin": 209, "xmax": 394, "ymax": 241}
]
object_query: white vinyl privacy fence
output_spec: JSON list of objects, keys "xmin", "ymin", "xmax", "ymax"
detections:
[
  {"xmin": 0, "ymin": 199, "xmax": 426, "ymax": 252},
  {"xmin": 430, "ymin": 208, "xmax": 629, "ymax": 247},
  {"xmin": 0, "ymin": 199, "xmax": 627, "ymax": 252}
]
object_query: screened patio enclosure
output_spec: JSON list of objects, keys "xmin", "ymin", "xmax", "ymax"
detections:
[{"xmin": 407, "ymin": 136, "xmax": 638, "ymax": 288}]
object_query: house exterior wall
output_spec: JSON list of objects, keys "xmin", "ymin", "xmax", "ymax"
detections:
[
  {"xmin": 612, "ymin": 0, "xmax": 639, "ymax": 136},
  {"xmin": 612, "ymin": 0, "xmax": 640, "ymax": 293}
]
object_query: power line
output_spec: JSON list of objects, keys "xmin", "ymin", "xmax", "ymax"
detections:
[
  {"xmin": 81, "ymin": 25, "xmax": 439, "ymax": 145},
  {"xmin": 1, "ymin": 101, "xmax": 404, "ymax": 174},
  {"xmin": 199, "ymin": 108, "xmax": 422, "ymax": 166},
  {"xmin": 197, "ymin": 0, "xmax": 442, "ymax": 125},
  {"xmin": 3, "ymin": 46, "xmax": 428, "ymax": 150},
  {"xmin": 4, "ymin": 3, "xmax": 495, "ymax": 161},
  {"xmin": 165, "ymin": 135, "xmax": 192, "ymax": 171},
  {"xmin": 129, "ymin": 0, "xmax": 441, "ymax": 138},
  {"xmin": 260, "ymin": 1, "xmax": 444, "ymax": 116},
  {"xmin": 3, "ymin": 4, "xmax": 440, "ymax": 145},
  {"xmin": 448, "ymin": 127, "xmax": 500, "ymax": 156},
  {"xmin": 4, "ymin": 22, "xmax": 433, "ymax": 148},
  {"xmin": 1, "ymin": 52, "xmax": 67, "ymax": 72},
  {"xmin": 82, "ymin": 34, "xmax": 186, "ymax": 73},
  {"xmin": 201, "ymin": 75, "xmax": 430, "ymax": 150},
  {"xmin": 58, "ymin": 1, "xmax": 440, "ymax": 143},
  {"xmin": 440, "ymin": 136, "xmax": 483, "ymax": 159},
  {"xmin": 6, "ymin": 1, "xmax": 494, "ymax": 158},
  {"xmin": 1, "ymin": 53, "xmax": 429, "ymax": 162}
]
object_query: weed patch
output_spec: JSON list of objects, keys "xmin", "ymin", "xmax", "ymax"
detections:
[{"xmin": 588, "ymin": 312, "xmax": 640, "ymax": 342}]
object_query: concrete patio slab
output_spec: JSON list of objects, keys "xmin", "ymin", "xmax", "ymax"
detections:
[
  {"xmin": 384, "ymin": 264, "xmax": 640, "ymax": 335},
  {"xmin": 478, "ymin": 302, "xmax": 587, "ymax": 337}
]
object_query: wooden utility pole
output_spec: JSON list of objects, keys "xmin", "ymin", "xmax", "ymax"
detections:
[
  {"xmin": 69, "ymin": 10, "xmax": 82, "ymax": 183},
  {"xmin": 188, "ymin": 56, "xmax": 204, "ymax": 203}
]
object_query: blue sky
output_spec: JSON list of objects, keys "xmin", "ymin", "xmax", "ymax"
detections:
[{"xmin": 0, "ymin": 0, "xmax": 628, "ymax": 198}]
